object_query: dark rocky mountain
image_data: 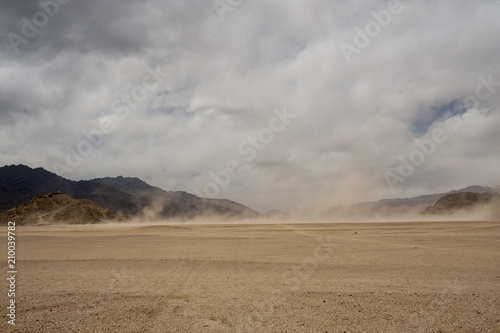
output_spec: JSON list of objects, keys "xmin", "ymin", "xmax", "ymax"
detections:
[
  {"xmin": 91, "ymin": 176, "xmax": 160, "ymax": 193},
  {"xmin": 0, "ymin": 192, "xmax": 117, "ymax": 225},
  {"xmin": 89, "ymin": 176, "xmax": 259, "ymax": 219},
  {"xmin": 422, "ymin": 192, "xmax": 500, "ymax": 216},
  {"xmin": 0, "ymin": 165, "xmax": 260, "ymax": 220}
]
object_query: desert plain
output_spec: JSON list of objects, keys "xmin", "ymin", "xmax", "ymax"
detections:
[{"xmin": 1, "ymin": 220, "xmax": 499, "ymax": 332}]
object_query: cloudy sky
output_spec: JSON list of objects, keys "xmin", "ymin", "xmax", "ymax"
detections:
[{"xmin": 0, "ymin": 0, "xmax": 499, "ymax": 212}]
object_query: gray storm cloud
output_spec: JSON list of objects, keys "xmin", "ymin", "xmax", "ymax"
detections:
[{"xmin": 0, "ymin": 0, "xmax": 499, "ymax": 213}]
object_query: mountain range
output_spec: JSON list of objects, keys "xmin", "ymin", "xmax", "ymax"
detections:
[
  {"xmin": 0, "ymin": 164, "xmax": 498, "ymax": 221},
  {"xmin": 0, "ymin": 164, "xmax": 260, "ymax": 220},
  {"xmin": 302, "ymin": 186, "xmax": 500, "ymax": 220}
]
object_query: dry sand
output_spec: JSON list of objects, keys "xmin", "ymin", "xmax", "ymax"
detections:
[{"xmin": 1, "ymin": 220, "xmax": 499, "ymax": 332}]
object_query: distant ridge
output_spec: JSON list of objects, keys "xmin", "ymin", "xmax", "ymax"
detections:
[
  {"xmin": 0, "ymin": 165, "xmax": 260, "ymax": 220},
  {"xmin": 264, "ymin": 209, "xmax": 291, "ymax": 219},
  {"xmin": 422, "ymin": 192, "xmax": 500, "ymax": 216},
  {"xmin": 376, "ymin": 185, "xmax": 498, "ymax": 208},
  {"xmin": 314, "ymin": 185, "xmax": 500, "ymax": 220}
]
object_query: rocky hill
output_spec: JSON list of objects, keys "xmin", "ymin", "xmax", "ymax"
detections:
[
  {"xmin": 0, "ymin": 192, "xmax": 117, "ymax": 225},
  {"xmin": 422, "ymin": 192, "xmax": 500, "ymax": 216}
]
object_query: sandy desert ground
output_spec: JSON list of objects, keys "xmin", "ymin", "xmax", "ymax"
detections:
[{"xmin": 1, "ymin": 220, "xmax": 499, "ymax": 332}]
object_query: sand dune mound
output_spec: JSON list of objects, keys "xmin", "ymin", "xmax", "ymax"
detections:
[
  {"xmin": 0, "ymin": 192, "xmax": 117, "ymax": 225},
  {"xmin": 422, "ymin": 192, "xmax": 500, "ymax": 216}
]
